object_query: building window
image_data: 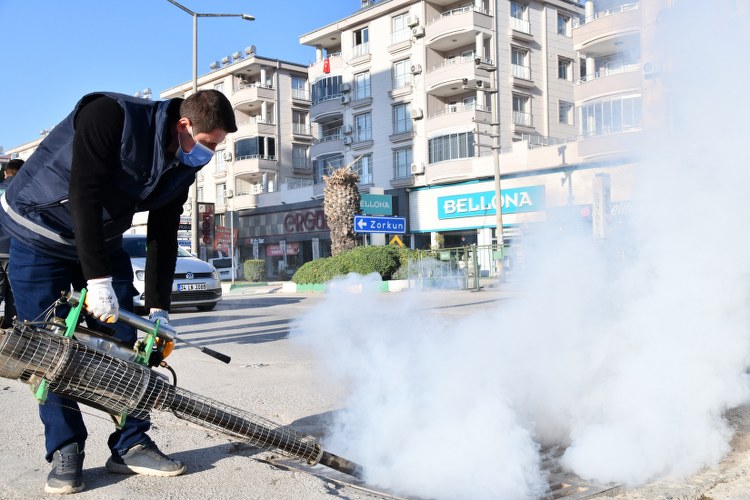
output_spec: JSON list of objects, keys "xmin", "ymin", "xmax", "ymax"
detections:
[
  {"xmin": 558, "ymin": 57, "xmax": 573, "ymax": 81},
  {"xmin": 393, "ymin": 147, "xmax": 412, "ymax": 179},
  {"xmin": 215, "ymin": 149, "xmax": 226, "ymax": 173},
  {"xmin": 579, "ymin": 57, "xmax": 588, "ymax": 81},
  {"xmin": 293, "ymin": 144, "xmax": 309, "ymax": 170},
  {"xmin": 197, "ymin": 187, "xmax": 203, "ymax": 202},
  {"xmin": 511, "ymin": 47, "xmax": 530, "ymax": 80},
  {"xmin": 214, "ymin": 82, "xmax": 224, "ymax": 93},
  {"xmin": 428, "ymin": 132, "xmax": 475, "ymax": 163},
  {"xmin": 235, "ymin": 136, "xmax": 276, "ymax": 160},
  {"xmin": 311, "ymin": 75, "xmax": 343, "ymax": 104},
  {"xmin": 292, "ymin": 110, "xmax": 309, "ymax": 135},
  {"xmin": 392, "ymin": 13, "xmax": 410, "ymax": 44},
  {"xmin": 392, "ymin": 59, "xmax": 412, "ymax": 89},
  {"xmin": 353, "ymin": 154, "xmax": 373, "ymax": 184},
  {"xmin": 353, "ymin": 27, "xmax": 369, "ymax": 58},
  {"xmin": 579, "ymin": 94, "xmax": 642, "ymax": 138},
  {"xmin": 313, "ymin": 154, "xmax": 344, "ymax": 184},
  {"xmin": 559, "ymin": 101, "xmax": 574, "ymax": 125},
  {"xmin": 354, "ymin": 71, "xmax": 371, "ymax": 100},
  {"xmin": 216, "ymin": 183, "xmax": 226, "ymax": 208},
  {"xmin": 393, "ymin": 103, "xmax": 412, "ymax": 134},
  {"xmin": 291, "ymin": 75, "xmax": 309, "ymax": 100},
  {"xmin": 355, "ymin": 112, "xmax": 372, "ymax": 142},
  {"xmin": 557, "ymin": 13, "xmax": 571, "ymax": 36},
  {"xmin": 510, "ymin": 2, "xmax": 530, "ymax": 34},
  {"xmin": 512, "ymin": 94, "xmax": 532, "ymax": 126}
]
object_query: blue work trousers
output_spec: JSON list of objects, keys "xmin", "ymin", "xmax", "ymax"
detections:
[{"xmin": 9, "ymin": 238, "xmax": 153, "ymax": 462}]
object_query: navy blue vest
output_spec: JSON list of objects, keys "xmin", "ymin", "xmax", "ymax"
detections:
[{"xmin": 0, "ymin": 92, "xmax": 196, "ymax": 259}]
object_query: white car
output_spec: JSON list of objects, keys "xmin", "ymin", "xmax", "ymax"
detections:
[{"xmin": 123, "ymin": 234, "xmax": 222, "ymax": 313}]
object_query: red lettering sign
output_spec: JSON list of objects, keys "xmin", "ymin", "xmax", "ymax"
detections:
[{"xmin": 282, "ymin": 210, "xmax": 329, "ymax": 234}]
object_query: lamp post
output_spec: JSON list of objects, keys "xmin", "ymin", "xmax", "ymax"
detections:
[
  {"xmin": 225, "ymin": 190, "xmax": 235, "ymax": 285},
  {"xmin": 166, "ymin": 0, "xmax": 254, "ymax": 258}
]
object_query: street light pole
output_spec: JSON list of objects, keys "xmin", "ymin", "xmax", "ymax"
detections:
[{"xmin": 165, "ymin": 0, "xmax": 254, "ymax": 258}]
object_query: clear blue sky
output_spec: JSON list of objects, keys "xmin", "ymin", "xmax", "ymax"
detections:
[{"xmin": 0, "ymin": 1, "xmax": 359, "ymax": 151}]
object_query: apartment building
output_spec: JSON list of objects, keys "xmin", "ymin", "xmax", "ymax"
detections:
[
  {"xmin": 160, "ymin": 49, "xmax": 315, "ymax": 274},
  {"xmin": 299, "ymin": 0, "xmax": 586, "ymax": 270}
]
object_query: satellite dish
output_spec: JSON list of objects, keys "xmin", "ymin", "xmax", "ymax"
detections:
[
  {"xmin": 210, "ymin": 61, "xmax": 220, "ymax": 70},
  {"xmin": 245, "ymin": 45, "xmax": 256, "ymax": 55},
  {"xmin": 232, "ymin": 51, "xmax": 242, "ymax": 60},
  {"xmin": 221, "ymin": 56, "xmax": 230, "ymax": 65}
]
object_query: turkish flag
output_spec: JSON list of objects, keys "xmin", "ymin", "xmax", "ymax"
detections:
[{"xmin": 323, "ymin": 58, "xmax": 330, "ymax": 73}]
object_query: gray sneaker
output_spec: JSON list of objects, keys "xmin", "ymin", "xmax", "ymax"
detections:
[
  {"xmin": 105, "ymin": 443, "xmax": 186, "ymax": 477},
  {"xmin": 45, "ymin": 443, "xmax": 85, "ymax": 494}
]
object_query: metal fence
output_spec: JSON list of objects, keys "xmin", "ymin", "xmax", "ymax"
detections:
[{"xmin": 404, "ymin": 244, "xmax": 517, "ymax": 291}]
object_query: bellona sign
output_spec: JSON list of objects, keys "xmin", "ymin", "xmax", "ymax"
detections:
[{"xmin": 437, "ymin": 185, "xmax": 545, "ymax": 219}]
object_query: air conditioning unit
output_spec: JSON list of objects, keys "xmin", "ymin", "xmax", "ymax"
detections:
[
  {"xmin": 344, "ymin": 125, "xmax": 353, "ymax": 135},
  {"xmin": 412, "ymin": 26, "xmax": 425, "ymax": 38},
  {"xmin": 341, "ymin": 95, "xmax": 351, "ymax": 104},
  {"xmin": 643, "ymin": 62, "xmax": 658, "ymax": 79},
  {"xmin": 343, "ymin": 136, "xmax": 353, "ymax": 145},
  {"xmin": 341, "ymin": 83, "xmax": 351, "ymax": 93},
  {"xmin": 411, "ymin": 108, "xmax": 424, "ymax": 120},
  {"xmin": 476, "ymin": 80, "xmax": 485, "ymax": 88},
  {"xmin": 410, "ymin": 162, "xmax": 425, "ymax": 175},
  {"xmin": 410, "ymin": 64, "xmax": 422, "ymax": 75},
  {"xmin": 223, "ymin": 151, "xmax": 233, "ymax": 161},
  {"xmin": 406, "ymin": 15, "xmax": 420, "ymax": 27}
]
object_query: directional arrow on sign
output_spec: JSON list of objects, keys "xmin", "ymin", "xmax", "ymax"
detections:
[{"xmin": 357, "ymin": 218, "xmax": 368, "ymax": 230}]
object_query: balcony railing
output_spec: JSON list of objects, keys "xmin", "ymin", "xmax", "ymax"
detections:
[
  {"xmin": 510, "ymin": 17, "xmax": 530, "ymax": 34},
  {"xmin": 391, "ymin": 29, "xmax": 411, "ymax": 44},
  {"xmin": 428, "ymin": 103, "xmax": 490, "ymax": 119},
  {"xmin": 511, "ymin": 64, "xmax": 531, "ymax": 80},
  {"xmin": 292, "ymin": 88, "xmax": 310, "ymax": 100},
  {"xmin": 428, "ymin": 4, "xmax": 491, "ymax": 24},
  {"xmin": 293, "ymin": 123, "xmax": 311, "ymax": 135},
  {"xmin": 236, "ymin": 116, "xmax": 275, "ymax": 127},
  {"xmin": 311, "ymin": 92, "xmax": 343, "ymax": 106},
  {"xmin": 313, "ymin": 131, "xmax": 343, "ymax": 144},
  {"xmin": 576, "ymin": 63, "xmax": 640, "ymax": 84},
  {"xmin": 513, "ymin": 111, "xmax": 532, "ymax": 127},
  {"xmin": 236, "ymin": 154, "xmax": 277, "ymax": 161},
  {"xmin": 232, "ymin": 81, "xmax": 274, "ymax": 93},
  {"xmin": 352, "ymin": 42, "xmax": 370, "ymax": 58},
  {"xmin": 428, "ymin": 54, "xmax": 476, "ymax": 73},
  {"xmin": 573, "ymin": 2, "xmax": 639, "ymax": 28}
]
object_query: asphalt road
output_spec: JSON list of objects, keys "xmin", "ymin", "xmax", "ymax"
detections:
[{"xmin": 2, "ymin": 285, "xmax": 750, "ymax": 499}]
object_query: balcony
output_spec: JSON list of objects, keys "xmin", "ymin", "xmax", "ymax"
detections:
[
  {"xmin": 235, "ymin": 115, "xmax": 276, "ymax": 136},
  {"xmin": 311, "ymin": 133, "xmax": 344, "ymax": 156},
  {"xmin": 291, "ymin": 88, "xmax": 311, "ymax": 104},
  {"xmin": 575, "ymin": 64, "xmax": 641, "ymax": 100},
  {"xmin": 292, "ymin": 123, "xmax": 313, "ymax": 138},
  {"xmin": 308, "ymin": 52, "xmax": 344, "ymax": 80},
  {"xmin": 509, "ymin": 17, "xmax": 533, "ymax": 42},
  {"xmin": 578, "ymin": 128, "xmax": 642, "ymax": 160},
  {"xmin": 425, "ymin": 6, "xmax": 493, "ymax": 51},
  {"xmin": 512, "ymin": 111, "xmax": 533, "ymax": 132},
  {"xmin": 427, "ymin": 104, "xmax": 492, "ymax": 134},
  {"xmin": 425, "ymin": 56, "xmax": 493, "ymax": 97},
  {"xmin": 311, "ymin": 94, "xmax": 343, "ymax": 122},
  {"xmin": 231, "ymin": 83, "xmax": 275, "ymax": 114},
  {"xmin": 573, "ymin": 3, "xmax": 640, "ymax": 53},
  {"xmin": 233, "ymin": 154, "xmax": 277, "ymax": 179}
]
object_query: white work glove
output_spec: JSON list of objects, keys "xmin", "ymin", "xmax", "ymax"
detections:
[
  {"xmin": 85, "ymin": 277, "xmax": 119, "ymax": 324},
  {"xmin": 149, "ymin": 309, "xmax": 170, "ymax": 325}
]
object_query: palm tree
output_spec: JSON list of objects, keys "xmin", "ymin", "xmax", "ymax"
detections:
[{"xmin": 323, "ymin": 158, "xmax": 361, "ymax": 256}]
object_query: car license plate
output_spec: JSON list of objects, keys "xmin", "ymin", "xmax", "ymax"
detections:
[{"xmin": 178, "ymin": 283, "xmax": 207, "ymax": 291}]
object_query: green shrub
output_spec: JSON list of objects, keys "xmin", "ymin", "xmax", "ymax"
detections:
[
  {"xmin": 292, "ymin": 245, "xmax": 417, "ymax": 284},
  {"xmin": 243, "ymin": 260, "xmax": 265, "ymax": 282}
]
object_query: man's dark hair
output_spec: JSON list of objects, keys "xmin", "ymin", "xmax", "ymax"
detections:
[
  {"xmin": 4, "ymin": 159, "xmax": 24, "ymax": 176},
  {"xmin": 180, "ymin": 90, "xmax": 238, "ymax": 135}
]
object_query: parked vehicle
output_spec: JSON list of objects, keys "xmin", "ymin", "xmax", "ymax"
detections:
[
  {"xmin": 123, "ymin": 234, "xmax": 222, "ymax": 313},
  {"xmin": 209, "ymin": 256, "xmax": 236, "ymax": 281}
]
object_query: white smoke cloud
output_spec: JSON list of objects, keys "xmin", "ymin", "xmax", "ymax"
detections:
[{"xmin": 291, "ymin": 1, "xmax": 750, "ymax": 497}]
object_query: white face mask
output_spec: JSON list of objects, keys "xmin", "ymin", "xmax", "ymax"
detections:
[{"xmin": 177, "ymin": 126, "xmax": 215, "ymax": 167}]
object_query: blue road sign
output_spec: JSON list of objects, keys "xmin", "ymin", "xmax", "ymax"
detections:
[{"xmin": 354, "ymin": 215, "xmax": 406, "ymax": 234}]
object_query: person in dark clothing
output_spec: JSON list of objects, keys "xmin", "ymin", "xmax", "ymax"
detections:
[
  {"xmin": 0, "ymin": 158, "xmax": 24, "ymax": 328},
  {"xmin": 0, "ymin": 90, "xmax": 237, "ymax": 495}
]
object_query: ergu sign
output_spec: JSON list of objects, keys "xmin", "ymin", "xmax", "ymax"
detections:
[
  {"xmin": 283, "ymin": 209, "xmax": 329, "ymax": 234},
  {"xmin": 437, "ymin": 186, "xmax": 545, "ymax": 219}
]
